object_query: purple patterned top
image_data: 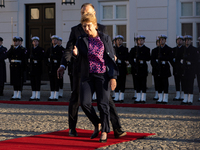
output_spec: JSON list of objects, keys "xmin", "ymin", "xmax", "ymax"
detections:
[{"xmin": 88, "ymin": 36, "xmax": 106, "ymax": 73}]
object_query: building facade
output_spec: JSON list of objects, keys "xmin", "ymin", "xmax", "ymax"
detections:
[{"xmin": 0, "ymin": 0, "xmax": 200, "ymax": 85}]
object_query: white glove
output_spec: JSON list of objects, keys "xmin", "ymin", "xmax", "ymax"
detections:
[
  {"xmin": 180, "ymin": 59, "xmax": 183, "ymax": 64},
  {"xmin": 140, "ymin": 60, "xmax": 143, "ymax": 64},
  {"xmin": 173, "ymin": 58, "xmax": 175, "ymax": 62},
  {"xmin": 34, "ymin": 60, "xmax": 37, "ymax": 63},
  {"xmin": 162, "ymin": 61, "xmax": 166, "ymax": 64},
  {"xmin": 28, "ymin": 59, "xmax": 30, "ymax": 63},
  {"xmin": 48, "ymin": 58, "xmax": 50, "ymax": 62},
  {"xmin": 134, "ymin": 58, "xmax": 136, "ymax": 62},
  {"xmin": 118, "ymin": 59, "xmax": 121, "ymax": 63},
  {"xmin": 156, "ymin": 59, "xmax": 158, "ymax": 63},
  {"xmin": 187, "ymin": 61, "xmax": 191, "ymax": 65}
]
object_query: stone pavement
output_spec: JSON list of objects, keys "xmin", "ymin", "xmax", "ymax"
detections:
[{"xmin": 0, "ymin": 82, "xmax": 200, "ymax": 149}]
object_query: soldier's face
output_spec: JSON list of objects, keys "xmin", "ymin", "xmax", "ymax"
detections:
[
  {"xmin": 32, "ymin": 40, "xmax": 39, "ymax": 46},
  {"xmin": 156, "ymin": 41, "xmax": 160, "ymax": 47},
  {"xmin": 176, "ymin": 39, "xmax": 183, "ymax": 45},
  {"xmin": 0, "ymin": 41, "xmax": 2, "ymax": 46},
  {"xmin": 159, "ymin": 38, "xmax": 166, "ymax": 45},
  {"xmin": 137, "ymin": 39, "xmax": 145, "ymax": 46},
  {"xmin": 116, "ymin": 39, "xmax": 123, "ymax": 46},
  {"xmin": 81, "ymin": 6, "xmax": 95, "ymax": 16},
  {"xmin": 57, "ymin": 40, "xmax": 62, "ymax": 46},
  {"xmin": 185, "ymin": 39, "xmax": 191, "ymax": 46},
  {"xmin": 13, "ymin": 41, "xmax": 19, "ymax": 46},
  {"xmin": 52, "ymin": 39, "xmax": 58, "ymax": 45}
]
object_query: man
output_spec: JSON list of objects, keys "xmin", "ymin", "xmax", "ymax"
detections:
[
  {"xmin": 181, "ymin": 35, "xmax": 198, "ymax": 105},
  {"xmin": 46, "ymin": 35, "xmax": 64, "ymax": 101},
  {"xmin": 57, "ymin": 37, "xmax": 65, "ymax": 98},
  {"xmin": 196, "ymin": 37, "xmax": 200, "ymax": 101},
  {"xmin": 28, "ymin": 36, "xmax": 45, "ymax": 101},
  {"xmin": 7, "ymin": 36, "xmax": 27, "ymax": 100},
  {"xmin": 0, "ymin": 37, "xmax": 7, "ymax": 96},
  {"xmin": 57, "ymin": 3, "xmax": 126, "ymax": 138},
  {"xmin": 171, "ymin": 36, "xmax": 185, "ymax": 101},
  {"xmin": 113, "ymin": 35, "xmax": 129, "ymax": 103},
  {"xmin": 151, "ymin": 34, "xmax": 173, "ymax": 104},
  {"xmin": 129, "ymin": 35, "xmax": 150, "ymax": 103}
]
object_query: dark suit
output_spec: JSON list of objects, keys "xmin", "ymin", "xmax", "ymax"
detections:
[
  {"xmin": 27, "ymin": 46, "xmax": 44, "ymax": 91},
  {"xmin": 75, "ymin": 31, "xmax": 118, "ymax": 133},
  {"xmin": 0, "ymin": 45, "xmax": 7, "ymax": 95},
  {"xmin": 61, "ymin": 23, "xmax": 122, "ymax": 131},
  {"xmin": 114, "ymin": 45, "xmax": 128, "ymax": 93},
  {"xmin": 129, "ymin": 45, "xmax": 150, "ymax": 92},
  {"xmin": 7, "ymin": 45, "xmax": 27, "ymax": 91},
  {"xmin": 151, "ymin": 44, "xmax": 172, "ymax": 93},
  {"xmin": 196, "ymin": 46, "xmax": 200, "ymax": 93}
]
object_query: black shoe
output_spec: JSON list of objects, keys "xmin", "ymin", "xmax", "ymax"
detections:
[
  {"xmin": 69, "ymin": 129, "xmax": 78, "ymax": 137},
  {"xmin": 162, "ymin": 102, "xmax": 168, "ymax": 104},
  {"xmin": 10, "ymin": 97, "xmax": 16, "ymax": 100},
  {"xmin": 141, "ymin": 101, "xmax": 146, "ymax": 104},
  {"xmin": 156, "ymin": 101, "xmax": 162, "ymax": 104},
  {"xmin": 132, "ymin": 97, "xmax": 137, "ymax": 100},
  {"xmin": 188, "ymin": 102, "xmax": 193, "ymax": 105},
  {"xmin": 29, "ymin": 98, "xmax": 36, "ymax": 101},
  {"xmin": 134, "ymin": 100, "xmax": 141, "ymax": 104},
  {"xmin": 36, "ymin": 98, "xmax": 40, "ymax": 101},
  {"xmin": 114, "ymin": 128, "xmax": 127, "ymax": 138},
  {"xmin": 90, "ymin": 128, "xmax": 100, "ymax": 139},
  {"xmin": 99, "ymin": 137, "xmax": 107, "ymax": 143},
  {"xmin": 15, "ymin": 98, "xmax": 21, "ymax": 101},
  {"xmin": 120, "ymin": 100, "xmax": 124, "ymax": 103},
  {"xmin": 58, "ymin": 96, "xmax": 62, "ymax": 98},
  {"xmin": 113, "ymin": 100, "xmax": 120, "ymax": 103},
  {"xmin": 153, "ymin": 97, "xmax": 159, "ymax": 100},
  {"xmin": 173, "ymin": 98, "xmax": 182, "ymax": 101},
  {"xmin": 181, "ymin": 101, "xmax": 188, "ymax": 105},
  {"xmin": 48, "ymin": 98, "xmax": 54, "ymax": 101}
]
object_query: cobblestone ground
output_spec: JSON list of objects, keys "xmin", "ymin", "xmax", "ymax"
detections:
[{"xmin": 0, "ymin": 104, "xmax": 199, "ymax": 150}]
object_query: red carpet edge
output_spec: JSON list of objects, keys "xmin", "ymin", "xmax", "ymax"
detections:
[{"xmin": 0, "ymin": 100, "xmax": 200, "ymax": 110}]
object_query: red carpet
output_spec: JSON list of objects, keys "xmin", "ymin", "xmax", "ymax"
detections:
[
  {"xmin": 0, "ymin": 100, "xmax": 200, "ymax": 110},
  {"xmin": 0, "ymin": 128, "xmax": 155, "ymax": 150}
]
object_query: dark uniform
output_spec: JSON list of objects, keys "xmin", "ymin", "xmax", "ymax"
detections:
[
  {"xmin": 28, "ymin": 38, "xmax": 44, "ymax": 101},
  {"xmin": 129, "ymin": 42, "xmax": 150, "ymax": 103},
  {"xmin": 46, "ymin": 41, "xmax": 64, "ymax": 101},
  {"xmin": 7, "ymin": 37, "xmax": 27, "ymax": 100},
  {"xmin": 151, "ymin": 35, "xmax": 172, "ymax": 104},
  {"xmin": 0, "ymin": 37, "xmax": 7, "ymax": 96},
  {"xmin": 113, "ymin": 35, "xmax": 128, "ymax": 102},
  {"xmin": 196, "ymin": 41, "xmax": 200, "ymax": 101},
  {"xmin": 171, "ymin": 36, "xmax": 185, "ymax": 101},
  {"xmin": 181, "ymin": 36, "xmax": 198, "ymax": 105}
]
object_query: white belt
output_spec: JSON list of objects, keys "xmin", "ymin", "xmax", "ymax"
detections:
[{"xmin": 11, "ymin": 60, "xmax": 21, "ymax": 63}]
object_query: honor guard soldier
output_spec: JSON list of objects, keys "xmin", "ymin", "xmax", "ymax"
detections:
[
  {"xmin": 152, "ymin": 37, "xmax": 160, "ymax": 100},
  {"xmin": 129, "ymin": 35, "xmax": 150, "ymax": 103},
  {"xmin": 171, "ymin": 36, "xmax": 185, "ymax": 101},
  {"xmin": 181, "ymin": 35, "xmax": 198, "ymax": 105},
  {"xmin": 57, "ymin": 37, "xmax": 65, "ymax": 98},
  {"xmin": 28, "ymin": 36, "xmax": 45, "ymax": 101},
  {"xmin": 46, "ymin": 35, "xmax": 64, "ymax": 101},
  {"xmin": 113, "ymin": 35, "xmax": 129, "ymax": 102},
  {"xmin": 7, "ymin": 36, "xmax": 27, "ymax": 100},
  {"xmin": 197, "ymin": 37, "xmax": 200, "ymax": 101},
  {"xmin": 0, "ymin": 37, "xmax": 7, "ymax": 96},
  {"xmin": 151, "ymin": 34, "xmax": 173, "ymax": 104}
]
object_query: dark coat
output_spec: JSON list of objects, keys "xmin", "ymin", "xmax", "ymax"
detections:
[
  {"xmin": 46, "ymin": 45, "xmax": 64, "ymax": 76},
  {"xmin": 171, "ymin": 45, "xmax": 185, "ymax": 76},
  {"xmin": 27, "ymin": 46, "xmax": 44, "ymax": 76},
  {"xmin": 61, "ymin": 23, "xmax": 106, "ymax": 77},
  {"xmin": 151, "ymin": 44, "xmax": 173, "ymax": 77},
  {"xmin": 75, "ymin": 31, "xmax": 118, "ymax": 80},
  {"xmin": 129, "ymin": 45, "xmax": 150, "ymax": 76},
  {"xmin": 196, "ymin": 46, "xmax": 200, "ymax": 75},
  {"xmin": 183, "ymin": 45, "xmax": 198, "ymax": 79},
  {"xmin": 0, "ymin": 46, "xmax": 7, "ymax": 86},
  {"xmin": 114, "ymin": 45, "xmax": 129, "ymax": 76},
  {"xmin": 7, "ymin": 45, "xmax": 27, "ymax": 86}
]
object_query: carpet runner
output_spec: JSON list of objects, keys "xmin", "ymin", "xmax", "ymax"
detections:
[
  {"xmin": 0, "ymin": 128, "xmax": 155, "ymax": 150},
  {"xmin": 0, "ymin": 100, "xmax": 199, "ymax": 110}
]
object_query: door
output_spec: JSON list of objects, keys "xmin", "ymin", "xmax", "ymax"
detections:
[{"xmin": 26, "ymin": 3, "xmax": 55, "ymax": 80}]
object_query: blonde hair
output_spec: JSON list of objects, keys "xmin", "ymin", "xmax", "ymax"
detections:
[{"xmin": 81, "ymin": 13, "xmax": 97, "ymax": 28}]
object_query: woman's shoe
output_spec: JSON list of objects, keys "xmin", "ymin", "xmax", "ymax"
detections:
[
  {"xmin": 90, "ymin": 124, "xmax": 101, "ymax": 139},
  {"xmin": 99, "ymin": 133, "xmax": 107, "ymax": 143}
]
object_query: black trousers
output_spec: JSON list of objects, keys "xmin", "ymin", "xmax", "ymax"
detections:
[
  {"xmin": 115, "ymin": 74, "xmax": 126, "ymax": 92},
  {"xmin": 49, "ymin": 75, "xmax": 59, "ymax": 91},
  {"xmin": 135, "ymin": 76, "xmax": 147, "ymax": 93},
  {"xmin": 80, "ymin": 73, "xmax": 110, "ymax": 133},
  {"xmin": 0, "ymin": 85, "xmax": 4, "ymax": 94},
  {"xmin": 174, "ymin": 75, "xmax": 184, "ymax": 91},
  {"xmin": 153, "ymin": 76, "xmax": 159, "ymax": 91},
  {"xmin": 30, "ymin": 75, "xmax": 41, "ymax": 91},
  {"xmin": 157, "ymin": 77, "xmax": 169, "ymax": 93},
  {"xmin": 68, "ymin": 76, "xmax": 121, "ymax": 131},
  {"xmin": 58, "ymin": 78, "xmax": 63, "ymax": 89},
  {"xmin": 197, "ymin": 74, "xmax": 200, "ymax": 92},
  {"xmin": 132, "ymin": 74, "xmax": 137, "ymax": 90},
  {"xmin": 182, "ymin": 77, "xmax": 194, "ymax": 94},
  {"xmin": 69, "ymin": 75, "xmax": 73, "ymax": 91}
]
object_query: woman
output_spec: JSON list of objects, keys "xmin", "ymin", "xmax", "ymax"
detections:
[{"xmin": 73, "ymin": 13, "xmax": 118, "ymax": 142}]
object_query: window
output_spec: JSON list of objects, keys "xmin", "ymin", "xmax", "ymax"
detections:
[
  {"xmin": 196, "ymin": 2, "xmax": 200, "ymax": 16},
  {"xmin": 31, "ymin": 8, "xmax": 39, "ymax": 19},
  {"xmin": 197, "ymin": 23, "xmax": 200, "ymax": 45},
  {"xmin": 100, "ymin": 2, "xmax": 128, "ymax": 46},
  {"xmin": 45, "ymin": 8, "xmax": 54, "ymax": 19},
  {"xmin": 182, "ymin": 23, "xmax": 193, "ymax": 36},
  {"xmin": 181, "ymin": 2, "xmax": 193, "ymax": 16}
]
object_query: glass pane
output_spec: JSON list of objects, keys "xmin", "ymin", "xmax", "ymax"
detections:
[
  {"xmin": 116, "ymin": 25, "xmax": 126, "ymax": 42},
  {"xmin": 181, "ymin": 2, "xmax": 193, "ymax": 16},
  {"xmin": 105, "ymin": 25, "xmax": 113, "ymax": 40},
  {"xmin": 116, "ymin": 5, "xmax": 126, "ymax": 18},
  {"xmin": 103, "ymin": 6, "xmax": 113, "ymax": 19},
  {"xmin": 182, "ymin": 23, "xmax": 193, "ymax": 36},
  {"xmin": 196, "ymin": 2, "xmax": 200, "ymax": 16},
  {"xmin": 31, "ymin": 8, "xmax": 39, "ymax": 19},
  {"xmin": 45, "ymin": 8, "xmax": 54, "ymax": 19},
  {"xmin": 197, "ymin": 23, "xmax": 200, "ymax": 46}
]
